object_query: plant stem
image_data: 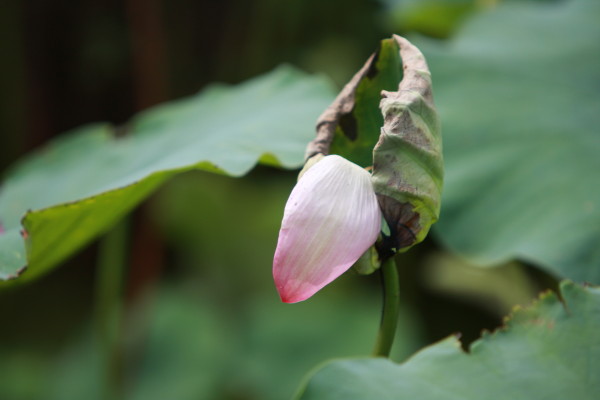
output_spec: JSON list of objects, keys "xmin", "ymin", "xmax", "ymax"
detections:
[
  {"xmin": 372, "ymin": 256, "xmax": 400, "ymax": 358},
  {"xmin": 95, "ymin": 220, "xmax": 128, "ymax": 400}
]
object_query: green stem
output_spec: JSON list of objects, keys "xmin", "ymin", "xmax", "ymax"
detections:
[
  {"xmin": 372, "ymin": 256, "xmax": 400, "ymax": 358},
  {"xmin": 95, "ymin": 220, "xmax": 128, "ymax": 400}
]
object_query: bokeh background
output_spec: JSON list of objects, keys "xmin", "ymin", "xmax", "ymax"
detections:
[{"xmin": 0, "ymin": 1, "xmax": 569, "ymax": 399}]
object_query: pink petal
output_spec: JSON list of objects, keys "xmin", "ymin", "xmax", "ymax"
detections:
[{"xmin": 273, "ymin": 155, "xmax": 381, "ymax": 303}]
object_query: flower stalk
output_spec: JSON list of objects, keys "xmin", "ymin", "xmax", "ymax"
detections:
[
  {"xmin": 372, "ymin": 256, "xmax": 400, "ymax": 358},
  {"xmin": 95, "ymin": 220, "xmax": 128, "ymax": 400}
]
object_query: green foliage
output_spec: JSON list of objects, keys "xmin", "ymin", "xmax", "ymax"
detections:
[
  {"xmin": 424, "ymin": 0, "xmax": 600, "ymax": 283},
  {"xmin": 0, "ymin": 66, "xmax": 335, "ymax": 283},
  {"xmin": 1, "ymin": 0, "xmax": 599, "ymax": 398},
  {"xmin": 296, "ymin": 280, "xmax": 600, "ymax": 399}
]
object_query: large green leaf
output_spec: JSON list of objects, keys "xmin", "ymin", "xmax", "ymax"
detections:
[
  {"xmin": 0, "ymin": 66, "xmax": 335, "ymax": 282},
  {"xmin": 424, "ymin": 0, "xmax": 600, "ymax": 282},
  {"xmin": 296, "ymin": 280, "xmax": 600, "ymax": 399}
]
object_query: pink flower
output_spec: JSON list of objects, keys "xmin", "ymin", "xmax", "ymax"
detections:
[{"xmin": 273, "ymin": 155, "xmax": 382, "ymax": 303}]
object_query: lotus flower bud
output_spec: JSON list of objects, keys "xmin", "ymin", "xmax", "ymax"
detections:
[{"xmin": 273, "ymin": 155, "xmax": 381, "ymax": 303}]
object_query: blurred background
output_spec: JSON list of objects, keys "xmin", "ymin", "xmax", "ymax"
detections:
[{"xmin": 0, "ymin": 1, "xmax": 560, "ymax": 399}]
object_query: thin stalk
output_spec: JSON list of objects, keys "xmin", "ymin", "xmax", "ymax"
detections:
[
  {"xmin": 95, "ymin": 220, "xmax": 128, "ymax": 400},
  {"xmin": 372, "ymin": 256, "xmax": 400, "ymax": 358}
]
